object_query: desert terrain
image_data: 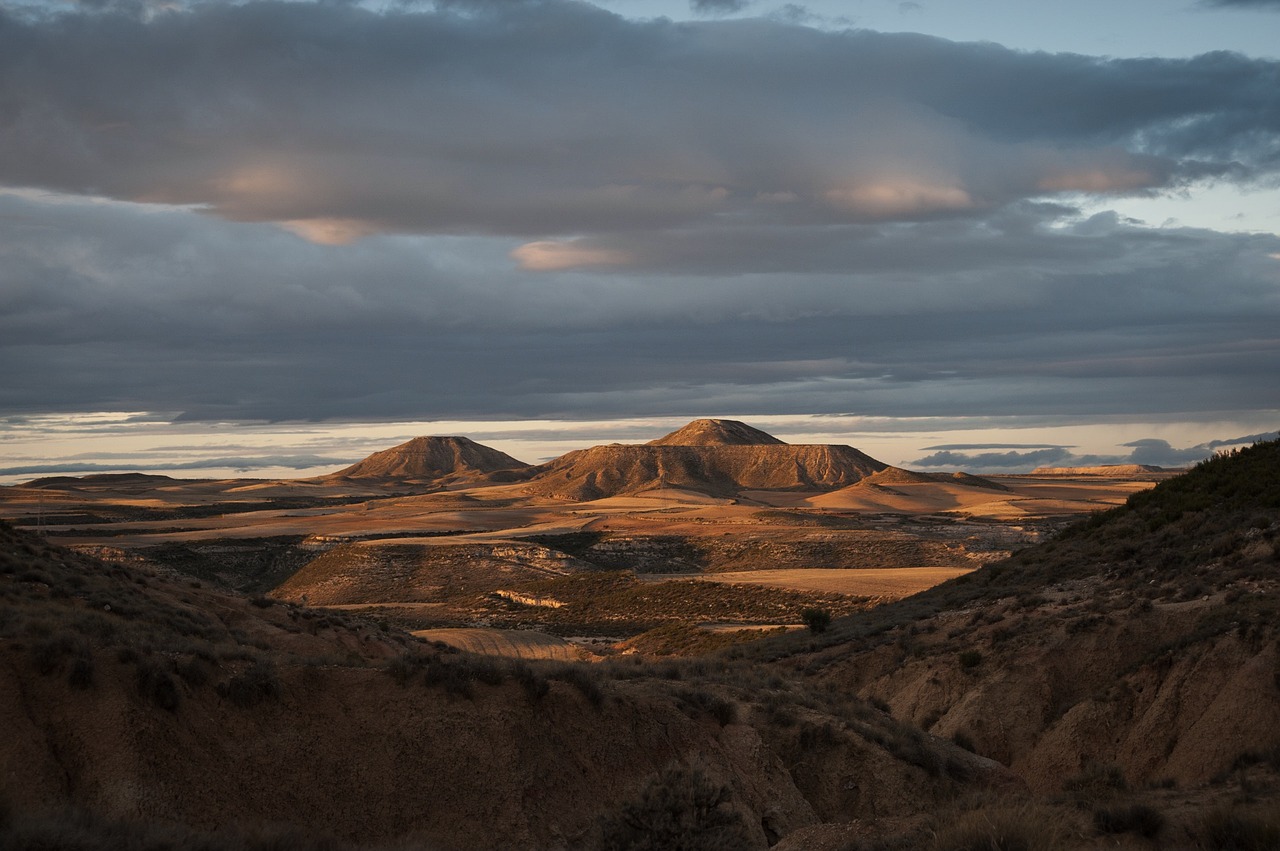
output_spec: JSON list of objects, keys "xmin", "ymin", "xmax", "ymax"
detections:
[
  {"xmin": 0, "ymin": 420, "xmax": 1165, "ymax": 648},
  {"xmin": 4, "ymin": 421, "xmax": 1277, "ymax": 850}
]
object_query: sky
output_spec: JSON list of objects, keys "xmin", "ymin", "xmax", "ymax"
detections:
[{"xmin": 1, "ymin": 0, "xmax": 1278, "ymax": 481}]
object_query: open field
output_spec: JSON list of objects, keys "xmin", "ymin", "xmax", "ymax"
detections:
[
  {"xmin": 662, "ymin": 566, "xmax": 976, "ymax": 598},
  {"xmin": 412, "ymin": 627, "xmax": 591, "ymax": 661}
]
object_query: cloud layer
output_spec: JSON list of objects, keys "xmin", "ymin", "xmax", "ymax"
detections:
[{"xmin": 0, "ymin": 0, "xmax": 1278, "ymax": 427}]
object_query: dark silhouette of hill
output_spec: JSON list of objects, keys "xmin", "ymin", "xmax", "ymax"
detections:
[
  {"xmin": 324, "ymin": 436, "xmax": 528, "ymax": 484},
  {"xmin": 522, "ymin": 419, "xmax": 886, "ymax": 500},
  {"xmin": 762, "ymin": 437, "xmax": 1280, "ymax": 792},
  {"xmin": 24, "ymin": 472, "xmax": 183, "ymax": 490}
]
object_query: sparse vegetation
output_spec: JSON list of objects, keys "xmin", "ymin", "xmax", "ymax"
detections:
[
  {"xmin": 597, "ymin": 763, "xmax": 755, "ymax": 851},
  {"xmin": 802, "ymin": 607, "xmax": 832, "ymax": 633},
  {"xmin": 1196, "ymin": 804, "xmax": 1280, "ymax": 851},
  {"xmin": 928, "ymin": 804, "xmax": 1066, "ymax": 851},
  {"xmin": 1092, "ymin": 802, "xmax": 1165, "ymax": 838}
]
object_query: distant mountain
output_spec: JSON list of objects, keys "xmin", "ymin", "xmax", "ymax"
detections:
[
  {"xmin": 647, "ymin": 418, "xmax": 785, "ymax": 446},
  {"xmin": 522, "ymin": 419, "xmax": 886, "ymax": 500},
  {"xmin": 325, "ymin": 436, "xmax": 529, "ymax": 483},
  {"xmin": 23, "ymin": 472, "xmax": 183, "ymax": 490},
  {"xmin": 1030, "ymin": 463, "xmax": 1167, "ymax": 476}
]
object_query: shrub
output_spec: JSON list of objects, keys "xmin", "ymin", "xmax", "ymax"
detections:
[
  {"xmin": 217, "ymin": 659, "xmax": 282, "ymax": 708},
  {"xmin": 67, "ymin": 654, "xmax": 95, "ymax": 690},
  {"xmin": 1093, "ymin": 803, "xmax": 1164, "ymax": 838},
  {"xmin": 136, "ymin": 658, "xmax": 181, "ymax": 712},
  {"xmin": 550, "ymin": 664, "xmax": 606, "ymax": 708},
  {"xmin": 1063, "ymin": 762, "xmax": 1127, "ymax": 804},
  {"xmin": 423, "ymin": 658, "xmax": 475, "ymax": 699},
  {"xmin": 1197, "ymin": 806, "xmax": 1280, "ymax": 851},
  {"xmin": 598, "ymin": 763, "xmax": 754, "ymax": 851},
  {"xmin": 930, "ymin": 804, "xmax": 1064, "ymax": 851},
  {"xmin": 675, "ymin": 689, "xmax": 737, "ymax": 726},
  {"xmin": 958, "ymin": 650, "xmax": 983, "ymax": 669},
  {"xmin": 801, "ymin": 608, "xmax": 832, "ymax": 634},
  {"xmin": 513, "ymin": 662, "xmax": 550, "ymax": 702}
]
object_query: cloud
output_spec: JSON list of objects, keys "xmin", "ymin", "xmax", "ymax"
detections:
[
  {"xmin": 0, "ymin": 2, "xmax": 1277, "ymax": 428},
  {"xmin": 0, "ymin": 1, "xmax": 1276, "ymax": 244},
  {"xmin": 1200, "ymin": 0, "xmax": 1280, "ymax": 8},
  {"xmin": 920, "ymin": 444, "xmax": 1071, "ymax": 451},
  {"xmin": 0, "ymin": 455, "xmax": 350, "ymax": 478},
  {"xmin": 1205, "ymin": 430, "xmax": 1280, "ymax": 447},
  {"xmin": 510, "ymin": 240, "xmax": 634, "ymax": 271},
  {"xmin": 1119, "ymin": 438, "xmax": 1216, "ymax": 467},
  {"xmin": 909, "ymin": 447, "xmax": 1072, "ymax": 469},
  {"xmin": 690, "ymin": 0, "xmax": 750, "ymax": 15},
  {"xmin": 909, "ymin": 431, "xmax": 1280, "ymax": 472}
]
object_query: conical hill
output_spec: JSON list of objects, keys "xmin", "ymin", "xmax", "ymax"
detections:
[
  {"xmin": 524, "ymin": 420, "xmax": 885, "ymax": 500},
  {"xmin": 326, "ymin": 436, "xmax": 529, "ymax": 483}
]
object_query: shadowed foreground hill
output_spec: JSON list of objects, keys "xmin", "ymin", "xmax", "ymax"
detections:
[
  {"xmin": 768, "ymin": 437, "xmax": 1280, "ymax": 793},
  {"xmin": 0, "ymin": 520, "xmax": 1007, "ymax": 850},
  {"xmin": 522, "ymin": 419, "xmax": 886, "ymax": 500}
]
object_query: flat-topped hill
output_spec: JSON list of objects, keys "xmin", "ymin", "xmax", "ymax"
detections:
[
  {"xmin": 325, "ymin": 436, "xmax": 528, "ymax": 483},
  {"xmin": 647, "ymin": 418, "xmax": 785, "ymax": 446},
  {"xmin": 1031, "ymin": 463, "xmax": 1167, "ymax": 476}
]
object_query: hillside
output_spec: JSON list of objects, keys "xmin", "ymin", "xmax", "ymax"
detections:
[
  {"xmin": 521, "ymin": 421, "xmax": 886, "ymax": 500},
  {"xmin": 0, "ymin": 519, "xmax": 1010, "ymax": 850},
  {"xmin": 768, "ymin": 438, "xmax": 1280, "ymax": 793},
  {"xmin": 324, "ymin": 436, "xmax": 529, "ymax": 484}
]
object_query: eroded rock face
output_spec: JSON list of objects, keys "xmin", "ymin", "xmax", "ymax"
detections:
[{"xmin": 837, "ymin": 612, "xmax": 1280, "ymax": 793}]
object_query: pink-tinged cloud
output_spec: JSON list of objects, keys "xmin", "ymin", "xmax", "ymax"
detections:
[
  {"xmin": 823, "ymin": 180, "xmax": 974, "ymax": 218},
  {"xmin": 278, "ymin": 218, "xmax": 380, "ymax": 246},
  {"xmin": 511, "ymin": 240, "xmax": 634, "ymax": 271}
]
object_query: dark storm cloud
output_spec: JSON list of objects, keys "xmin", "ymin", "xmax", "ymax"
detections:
[
  {"xmin": 911, "ymin": 431, "xmax": 1280, "ymax": 472},
  {"xmin": 2, "ymin": 185, "xmax": 1279, "ymax": 423},
  {"xmin": 1201, "ymin": 0, "xmax": 1280, "ymax": 8},
  {"xmin": 1206, "ymin": 431, "xmax": 1280, "ymax": 447},
  {"xmin": 0, "ymin": 0, "xmax": 1278, "ymax": 242},
  {"xmin": 1, "ymin": 1, "xmax": 1279, "ymax": 426}
]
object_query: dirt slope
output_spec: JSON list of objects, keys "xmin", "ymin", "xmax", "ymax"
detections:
[
  {"xmin": 0, "ymin": 520, "xmax": 1011, "ymax": 849},
  {"xmin": 775, "ymin": 438, "xmax": 1280, "ymax": 792}
]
